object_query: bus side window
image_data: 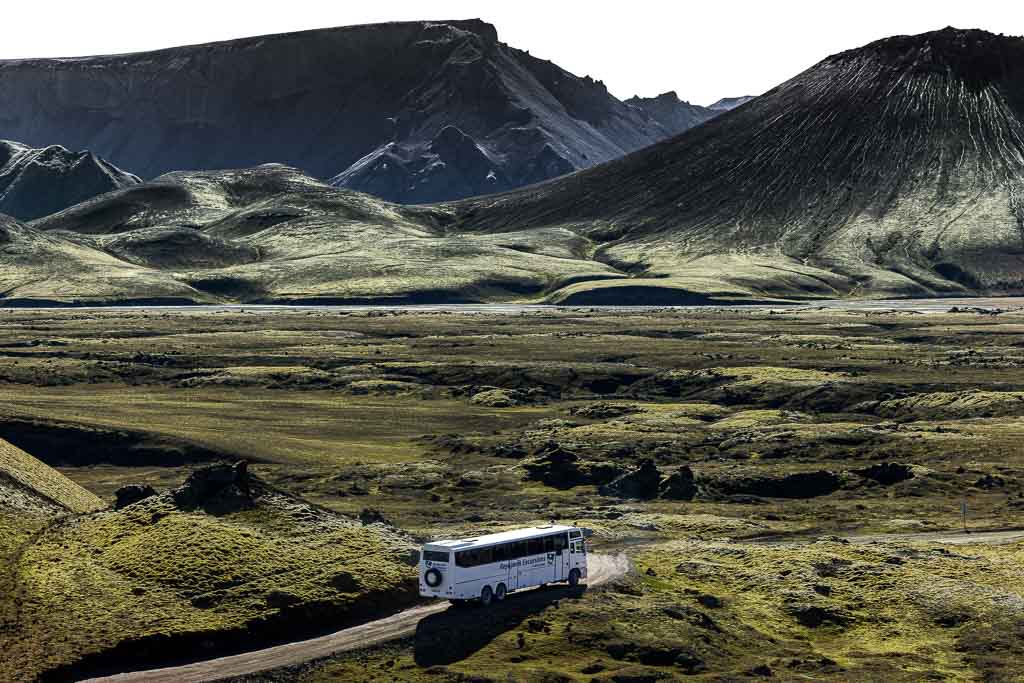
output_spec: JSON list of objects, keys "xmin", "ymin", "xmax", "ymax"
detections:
[
  {"xmin": 528, "ymin": 538, "xmax": 544, "ymax": 556},
  {"xmin": 544, "ymin": 536, "xmax": 555, "ymax": 553},
  {"xmin": 477, "ymin": 547, "xmax": 493, "ymax": 565},
  {"xmin": 493, "ymin": 543, "xmax": 508, "ymax": 562},
  {"xmin": 553, "ymin": 534, "xmax": 566, "ymax": 555},
  {"xmin": 511, "ymin": 541, "xmax": 528, "ymax": 559}
]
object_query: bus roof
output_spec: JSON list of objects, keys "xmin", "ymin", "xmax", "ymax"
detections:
[{"xmin": 424, "ymin": 525, "xmax": 579, "ymax": 551}]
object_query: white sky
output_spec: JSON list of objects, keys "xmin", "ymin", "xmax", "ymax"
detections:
[{"xmin": 4, "ymin": 1, "xmax": 1022, "ymax": 106}]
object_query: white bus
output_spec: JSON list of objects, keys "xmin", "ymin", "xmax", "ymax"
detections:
[{"xmin": 419, "ymin": 525, "xmax": 589, "ymax": 605}]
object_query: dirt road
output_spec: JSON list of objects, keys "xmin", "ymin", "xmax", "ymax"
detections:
[
  {"xmin": 81, "ymin": 553, "xmax": 630, "ymax": 683},
  {"xmin": 846, "ymin": 527, "xmax": 1024, "ymax": 546}
]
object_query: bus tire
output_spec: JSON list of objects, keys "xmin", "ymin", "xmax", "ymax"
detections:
[
  {"xmin": 568, "ymin": 569, "xmax": 581, "ymax": 587},
  {"xmin": 480, "ymin": 585, "xmax": 494, "ymax": 606},
  {"xmin": 495, "ymin": 583, "xmax": 507, "ymax": 601}
]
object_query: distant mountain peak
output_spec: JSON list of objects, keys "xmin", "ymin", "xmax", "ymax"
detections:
[{"xmin": 0, "ymin": 141, "xmax": 139, "ymax": 221}]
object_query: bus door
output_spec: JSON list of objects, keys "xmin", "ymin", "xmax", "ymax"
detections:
[
  {"xmin": 510, "ymin": 540, "xmax": 528, "ymax": 590},
  {"xmin": 552, "ymin": 533, "xmax": 569, "ymax": 581}
]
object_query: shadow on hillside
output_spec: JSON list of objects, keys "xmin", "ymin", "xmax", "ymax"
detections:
[{"xmin": 413, "ymin": 583, "xmax": 585, "ymax": 666}]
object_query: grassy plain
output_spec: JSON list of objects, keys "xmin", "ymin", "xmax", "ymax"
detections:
[{"xmin": 3, "ymin": 305, "xmax": 1024, "ymax": 680}]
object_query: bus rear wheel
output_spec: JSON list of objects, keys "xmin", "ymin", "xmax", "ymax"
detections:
[
  {"xmin": 495, "ymin": 583, "xmax": 507, "ymax": 601},
  {"xmin": 568, "ymin": 569, "xmax": 581, "ymax": 587},
  {"xmin": 480, "ymin": 585, "xmax": 494, "ymax": 606}
]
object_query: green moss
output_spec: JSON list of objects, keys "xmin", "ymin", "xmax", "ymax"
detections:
[{"xmin": 3, "ymin": 485, "xmax": 416, "ymax": 681}]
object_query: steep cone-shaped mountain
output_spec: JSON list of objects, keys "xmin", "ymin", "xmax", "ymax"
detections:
[
  {"xmin": 0, "ymin": 21, "xmax": 718, "ymax": 204},
  {"xmin": 455, "ymin": 27, "xmax": 1024, "ymax": 302},
  {"xmin": 0, "ymin": 141, "xmax": 140, "ymax": 221}
]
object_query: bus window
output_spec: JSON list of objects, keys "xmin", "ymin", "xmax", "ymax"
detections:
[
  {"xmin": 511, "ymin": 541, "xmax": 528, "ymax": 559},
  {"xmin": 553, "ymin": 534, "xmax": 567, "ymax": 554},
  {"xmin": 544, "ymin": 536, "xmax": 555, "ymax": 553},
  {"xmin": 423, "ymin": 550, "xmax": 449, "ymax": 563},
  {"xmin": 456, "ymin": 549, "xmax": 477, "ymax": 568},
  {"xmin": 528, "ymin": 538, "xmax": 544, "ymax": 555},
  {"xmin": 493, "ymin": 544, "xmax": 508, "ymax": 562},
  {"xmin": 477, "ymin": 547, "xmax": 493, "ymax": 565}
]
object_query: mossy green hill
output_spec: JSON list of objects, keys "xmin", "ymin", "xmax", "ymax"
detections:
[
  {"xmin": 0, "ymin": 437, "xmax": 104, "ymax": 514},
  {"xmin": 0, "ymin": 462, "xmax": 419, "ymax": 682}
]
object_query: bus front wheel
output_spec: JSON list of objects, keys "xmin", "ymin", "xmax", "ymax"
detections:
[
  {"xmin": 568, "ymin": 569, "xmax": 581, "ymax": 587},
  {"xmin": 480, "ymin": 585, "xmax": 494, "ymax": 606},
  {"xmin": 495, "ymin": 583, "xmax": 507, "ymax": 601}
]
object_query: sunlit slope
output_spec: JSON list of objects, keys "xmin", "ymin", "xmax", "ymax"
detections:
[
  {"xmin": 0, "ymin": 214, "xmax": 205, "ymax": 304},
  {"xmin": 0, "ymin": 438, "xmax": 104, "ymax": 514},
  {"xmin": 30, "ymin": 165, "xmax": 623, "ymax": 304}
]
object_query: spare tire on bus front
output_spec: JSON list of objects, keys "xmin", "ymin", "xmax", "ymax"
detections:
[{"xmin": 424, "ymin": 567, "xmax": 443, "ymax": 588}]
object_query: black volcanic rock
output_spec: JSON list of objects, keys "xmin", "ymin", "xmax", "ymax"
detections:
[
  {"xmin": 626, "ymin": 92, "xmax": 717, "ymax": 136},
  {"xmin": 0, "ymin": 141, "xmax": 139, "ymax": 220},
  {"xmin": 0, "ymin": 20, "xmax": 711, "ymax": 204}
]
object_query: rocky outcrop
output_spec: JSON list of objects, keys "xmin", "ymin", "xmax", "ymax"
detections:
[
  {"xmin": 0, "ymin": 140, "xmax": 139, "ymax": 220},
  {"xmin": 599, "ymin": 459, "xmax": 662, "ymax": 500},
  {"xmin": 172, "ymin": 461, "xmax": 252, "ymax": 513},
  {"xmin": 701, "ymin": 470, "xmax": 844, "ymax": 500},
  {"xmin": 660, "ymin": 467, "xmax": 698, "ymax": 501},
  {"xmin": 853, "ymin": 463, "xmax": 916, "ymax": 486},
  {"xmin": 0, "ymin": 21, "xmax": 716, "ymax": 204},
  {"xmin": 114, "ymin": 484, "xmax": 157, "ymax": 510},
  {"xmin": 522, "ymin": 442, "xmax": 623, "ymax": 490},
  {"xmin": 626, "ymin": 92, "xmax": 717, "ymax": 136}
]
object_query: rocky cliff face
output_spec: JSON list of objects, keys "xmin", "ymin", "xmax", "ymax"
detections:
[
  {"xmin": 0, "ymin": 20, "xmax": 716, "ymax": 204},
  {"xmin": 0, "ymin": 141, "xmax": 139, "ymax": 220},
  {"xmin": 625, "ymin": 92, "xmax": 718, "ymax": 136}
]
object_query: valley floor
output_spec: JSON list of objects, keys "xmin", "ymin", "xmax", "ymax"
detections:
[{"xmin": 3, "ymin": 304, "xmax": 1024, "ymax": 681}]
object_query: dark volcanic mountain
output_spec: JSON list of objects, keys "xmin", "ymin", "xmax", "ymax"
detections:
[
  {"xmin": 625, "ymin": 92, "xmax": 718, "ymax": 136},
  {"xmin": 7, "ymin": 27, "xmax": 1023, "ymax": 306},
  {"xmin": 0, "ymin": 20, "xmax": 716, "ymax": 204},
  {"xmin": 453, "ymin": 27, "xmax": 1024, "ymax": 303},
  {"xmin": 0, "ymin": 141, "xmax": 139, "ymax": 221}
]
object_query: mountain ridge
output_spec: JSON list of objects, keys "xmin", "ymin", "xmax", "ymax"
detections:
[
  {"xmin": 0, "ymin": 20, "xmax": 726, "ymax": 205},
  {"xmin": 6, "ymin": 27, "xmax": 1022, "ymax": 306},
  {"xmin": 0, "ymin": 140, "xmax": 139, "ymax": 221}
]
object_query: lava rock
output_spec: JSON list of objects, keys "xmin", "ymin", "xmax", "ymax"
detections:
[
  {"xmin": 599, "ymin": 459, "xmax": 662, "ymax": 500},
  {"xmin": 703, "ymin": 470, "xmax": 844, "ymax": 499},
  {"xmin": 172, "ymin": 461, "xmax": 252, "ymax": 513},
  {"xmin": 114, "ymin": 484, "xmax": 157, "ymax": 509},
  {"xmin": 854, "ymin": 462, "xmax": 916, "ymax": 485},
  {"xmin": 659, "ymin": 466, "xmax": 697, "ymax": 501},
  {"xmin": 522, "ymin": 443, "xmax": 587, "ymax": 489}
]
